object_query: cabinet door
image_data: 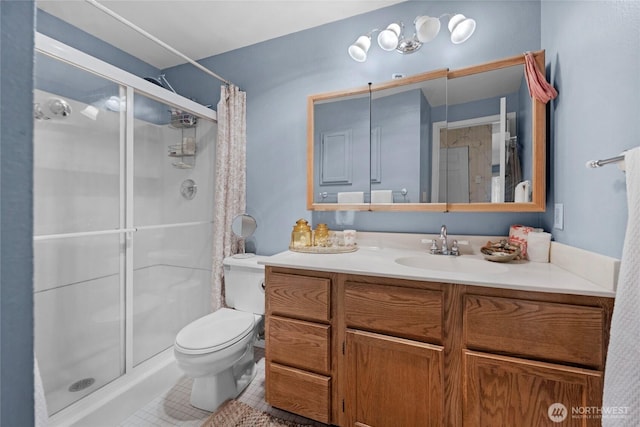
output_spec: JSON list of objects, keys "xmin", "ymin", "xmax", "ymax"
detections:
[
  {"xmin": 464, "ymin": 350, "xmax": 603, "ymax": 427},
  {"xmin": 346, "ymin": 330, "xmax": 443, "ymax": 427}
]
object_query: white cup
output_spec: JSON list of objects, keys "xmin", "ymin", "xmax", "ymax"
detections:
[
  {"xmin": 527, "ymin": 231, "xmax": 551, "ymax": 262},
  {"xmin": 343, "ymin": 229, "xmax": 356, "ymax": 247}
]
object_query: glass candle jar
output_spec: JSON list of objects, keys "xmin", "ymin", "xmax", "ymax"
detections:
[
  {"xmin": 290, "ymin": 219, "xmax": 312, "ymax": 249},
  {"xmin": 314, "ymin": 223, "xmax": 330, "ymax": 247}
]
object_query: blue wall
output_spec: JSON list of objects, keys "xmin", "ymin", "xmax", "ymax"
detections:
[
  {"xmin": 371, "ymin": 90, "xmax": 423, "ymax": 203},
  {"xmin": 165, "ymin": 1, "xmax": 543, "ymax": 255},
  {"xmin": 541, "ymin": 0, "xmax": 640, "ymax": 258},
  {"xmin": 1, "ymin": 2, "xmax": 35, "ymax": 425}
]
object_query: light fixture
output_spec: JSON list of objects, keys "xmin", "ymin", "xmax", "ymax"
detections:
[
  {"xmin": 348, "ymin": 12, "xmax": 476, "ymax": 62},
  {"xmin": 104, "ymin": 96, "xmax": 126, "ymax": 112},
  {"xmin": 348, "ymin": 33, "xmax": 372, "ymax": 62},
  {"xmin": 448, "ymin": 14, "xmax": 476, "ymax": 44},
  {"xmin": 377, "ymin": 23, "xmax": 401, "ymax": 51},
  {"xmin": 80, "ymin": 105, "xmax": 99, "ymax": 120}
]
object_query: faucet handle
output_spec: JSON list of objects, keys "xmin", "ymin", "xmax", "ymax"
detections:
[
  {"xmin": 429, "ymin": 239, "xmax": 440, "ymax": 254},
  {"xmin": 421, "ymin": 238, "xmax": 440, "ymax": 254},
  {"xmin": 450, "ymin": 240, "xmax": 460, "ymax": 256}
]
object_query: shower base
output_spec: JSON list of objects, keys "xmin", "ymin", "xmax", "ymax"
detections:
[{"xmin": 48, "ymin": 348, "xmax": 182, "ymax": 427}]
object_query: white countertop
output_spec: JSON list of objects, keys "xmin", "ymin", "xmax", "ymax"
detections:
[{"xmin": 260, "ymin": 233, "xmax": 616, "ymax": 298}]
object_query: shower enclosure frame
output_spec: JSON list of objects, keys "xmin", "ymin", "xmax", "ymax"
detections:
[{"xmin": 34, "ymin": 32, "xmax": 217, "ymax": 425}]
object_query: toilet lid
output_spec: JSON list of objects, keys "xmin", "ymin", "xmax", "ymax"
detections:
[{"xmin": 175, "ymin": 308, "xmax": 255, "ymax": 354}]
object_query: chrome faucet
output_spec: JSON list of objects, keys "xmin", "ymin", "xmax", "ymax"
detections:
[
  {"xmin": 427, "ymin": 225, "xmax": 460, "ymax": 256},
  {"xmin": 439, "ymin": 225, "xmax": 449, "ymax": 255}
]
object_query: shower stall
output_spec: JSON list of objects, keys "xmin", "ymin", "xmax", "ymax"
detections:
[{"xmin": 33, "ymin": 34, "xmax": 216, "ymax": 423}]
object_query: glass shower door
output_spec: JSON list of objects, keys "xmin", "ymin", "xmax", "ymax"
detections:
[
  {"xmin": 33, "ymin": 34, "xmax": 218, "ymax": 419},
  {"xmin": 33, "ymin": 52, "xmax": 126, "ymax": 414},
  {"xmin": 131, "ymin": 93, "xmax": 214, "ymax": 366}
]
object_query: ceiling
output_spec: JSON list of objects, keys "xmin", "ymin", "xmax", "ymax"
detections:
[{"xmin": 37, "ymin": 0, "xmax": 405, "ymax": 70}]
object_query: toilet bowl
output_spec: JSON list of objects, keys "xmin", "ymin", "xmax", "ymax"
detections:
[{"xmin": 173, "ymin": 255, "xmax": 267, "ymax": 412}]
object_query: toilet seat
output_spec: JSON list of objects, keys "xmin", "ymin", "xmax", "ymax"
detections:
[{"xmin": 175, "ymin": 308, "xmax": 255, "ymax": 355}]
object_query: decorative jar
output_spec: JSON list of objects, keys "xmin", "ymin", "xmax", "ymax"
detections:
[
  {"xmin": 290, "ymin": 219, "xmax": 312, "ymax": 249},
  {"xmin": 314, "ymin": 223, "xmax": 330, "ymax": 247}
]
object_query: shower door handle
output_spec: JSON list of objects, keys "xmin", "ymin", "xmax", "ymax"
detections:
[{"xmin": 124, "ymin": 228, "xmax": 137, "ymax": 249}]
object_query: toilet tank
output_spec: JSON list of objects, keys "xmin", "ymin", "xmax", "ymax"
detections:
[{"xmin": 223, "ymin": 255, "xmax": 268, "ymax": 315}]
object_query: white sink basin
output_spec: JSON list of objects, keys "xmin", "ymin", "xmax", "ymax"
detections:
[{"xmin": 395, "ymin": 255, "xmax": 509, "ymax": 274}]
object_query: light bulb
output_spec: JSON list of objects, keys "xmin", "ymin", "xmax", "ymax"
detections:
[
  {"xmin": 448, "ymin": 14, "xmax": 476, "ymax": 44},
  {"xmin": 348, "ymin": 35, "xmax": 371, "ymax": 62},
  {"xmin": 377, "ymin": 23, "xmax": 401, "ymax": 51},
  {"xmin": 415, "ymin": 16, "xmax": 441, "ymax": 43}
]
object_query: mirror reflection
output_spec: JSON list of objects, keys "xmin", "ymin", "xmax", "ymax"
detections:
[
  {"xmin": 444, "ymin": 63, "xmax": 531, "ymax": 204},
  {"xmin": 231, "ymin": 213, "xmax": 257, "ymax": 239},
  {"xmin": 313, "ymin": 90, "xmax": 370, "ymax": 205},
  {"xmin": 311, "ymin": 70, "xmax": 447, "ymax": 208},
  {"xmin": 370, "ymin": 73, "xmax": 447, "ymax": 204},
  {"xmin": 307, "ymin": 51, "xmax": 546, "ymax": 212},
  {"xmin": 231, "ymin": 213, "xmax": 257, "ymax": 258}
]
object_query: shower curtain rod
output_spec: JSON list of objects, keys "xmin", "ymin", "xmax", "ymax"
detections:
[{"xmin": 84, "ymin": 0, "xmax": 233, "ymax": 86}]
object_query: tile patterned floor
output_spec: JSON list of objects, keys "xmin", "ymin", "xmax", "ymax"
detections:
[{"xmin": 120, "ymin": 347, "xmax": 327, "ymax": 427}]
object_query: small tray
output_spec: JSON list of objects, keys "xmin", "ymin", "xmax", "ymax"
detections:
[
  {"xmin": 481, "ymin": 240, "xmax": 521, "ymax": 263},
  {"xmin": 289, "ymin": 244, "xmax": 358, "ymax": 254}
]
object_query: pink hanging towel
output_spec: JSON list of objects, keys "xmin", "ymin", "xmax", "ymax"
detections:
[{"xmin": 524, "ymin": 52, "xmax": 558, "ymax": 103}]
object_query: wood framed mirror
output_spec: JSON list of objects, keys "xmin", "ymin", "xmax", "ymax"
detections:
[{"xmin": 307, "ymin": 50, "xmax": 546, "ymax": 212}]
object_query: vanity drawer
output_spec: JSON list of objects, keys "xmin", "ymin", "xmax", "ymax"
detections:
[
  {"xmin": 345, "ymin": 281, "xmax": 443, "ymax": 343},
  {"xmin": 268, "ymin": 315, "xmax": 331, "ymax": 374},
  {"xmin": 267, "ymin": 362, "xmax": 331, "ymax": 424},
  {"xmin": 464, "ymin": 295, "xmax": 606, "ymax": 368},
  {"xmin": 267, "ymin": 272, "xmax": 330, "ymax": 322}
]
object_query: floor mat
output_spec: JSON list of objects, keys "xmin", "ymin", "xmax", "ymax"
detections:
[{"xmin": 202, "ymin": 399, "xmax": 314, "ymax": 427}]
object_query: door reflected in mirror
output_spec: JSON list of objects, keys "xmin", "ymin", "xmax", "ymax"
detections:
[{"xmin": 444, "ymin": 63, "xmax": 530, "ymax": 204}]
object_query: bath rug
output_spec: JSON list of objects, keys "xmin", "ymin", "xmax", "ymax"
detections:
[{"xmin": 202, "ymin": 399, "xmax": 313, "ymax": 427}]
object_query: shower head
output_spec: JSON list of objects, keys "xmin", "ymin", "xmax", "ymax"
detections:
[
  {"xmin": 34, "ymin": 98, "xmax": 72, "ymax": 120},
  {"xmin": 143, "ymin": 74, "xmax": 177, "ymax": 94},
  {"xmin": 48, "ymin": 98, "xmax": 72, "ymax": 118}
]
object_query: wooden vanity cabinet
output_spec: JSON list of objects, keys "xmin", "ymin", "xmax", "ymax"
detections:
[{"xmin": 264, "ymin": 267, "xmax": 614, "ymax": 427}]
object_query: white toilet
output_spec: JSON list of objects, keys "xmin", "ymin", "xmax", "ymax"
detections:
[{"xmin": 174, "ymin": 255, "xmax": 267, "ymax": 412}]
